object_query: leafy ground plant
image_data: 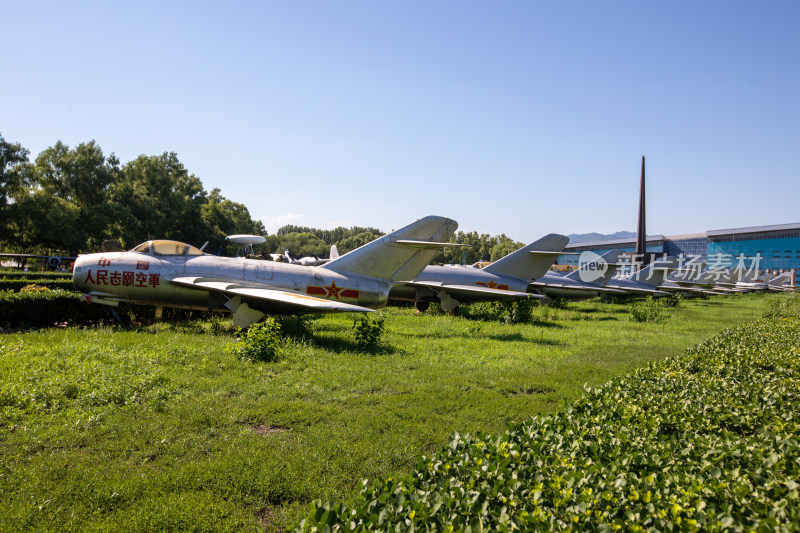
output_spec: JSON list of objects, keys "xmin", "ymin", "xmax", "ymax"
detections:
[
  {"xmin": 630, "ymin": 295, "xmax": 669, "ymax": 322},
  {"xmin": 231, "ymin": 318, "xmax": 284, "ymax": 362},
  {"xmin": 352, "ymin": 313, "xmax": 386, "ymax": 352},
  {"xmin": 299, "ymin": 294, "xmax": 800, "ymax": 531}
]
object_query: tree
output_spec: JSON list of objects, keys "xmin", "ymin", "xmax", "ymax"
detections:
[
  {"xmin": 110, "ymin": 152, "xmax": 207, "ymax": 247},
  {"xmin": 5, "ymin": 189, "xmax": 83, "ymax": 253},
  {"xmin": 0, "ymin": 133, "xmax": 32, "ymax": 244},
  {"xmin": 337, "ymin": 231, "xmax": 383, "ymax": 254},
  {"xmin": 201, "ymin": 188, "xmax": 266, "ymax": 255},
  {"xmin": 266, "ymin": 232, "xmax": 329, "ymax": 258},
  {"xmin": 32, "ymin": 140, "xmax": 119, "ymax": 251}
]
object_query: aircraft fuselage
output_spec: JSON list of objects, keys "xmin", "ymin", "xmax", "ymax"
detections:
[{"xmin": 73, "ymin": 251, "xmax": 390, "ymax": 312}]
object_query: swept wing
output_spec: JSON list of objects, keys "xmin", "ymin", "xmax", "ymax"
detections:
[{"xmin": 170, "ymin": 276, "xmax": 375, "ymax": 313}]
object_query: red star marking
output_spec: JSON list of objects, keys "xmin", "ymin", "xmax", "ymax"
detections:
[
  {"xmin": 486, "ymin": 279, "xmax": 498, "ymax": 289},
  {"xmin": 324, "ymin": 281, "xmax": 342, "ymax": 300}
]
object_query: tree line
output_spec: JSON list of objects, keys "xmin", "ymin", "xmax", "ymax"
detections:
[
  {"xmin": 0, "ymin": 132, "xmax": 265, "ymax": 256},
  {"xmin": 1, "ymin": 132, "xmax": 521, "ymax": 264}
]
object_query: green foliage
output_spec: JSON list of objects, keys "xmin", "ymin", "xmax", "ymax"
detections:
[
  {"xmin": 0, "ymin": 289, "xmax": 111, "ymax": 329},
  {"xmin": 274, "ymin": 314, "xmax": 316, "ymax": 339},
  {"xmin": 0, "ymin": 136, "xmax": 264, "ymax": 254},
  {"xmin": 230, "ymin": 319, "xmax": 284, "ymax": 362},
  {"xmin": 630, "ymin": 295, "xmax": 669, "ymax": 322},
  {"xmin": 0, "ymin": 294, "xmax": 781, "ymax": 531},
  {"xmin": 299, "ymin": 295, "xmax": 800, "ymax": 532},
  {"xmin": 265, "ymin": 227, "xmax": 384, "ymax": 257},
  {"xmin": 352, "ymin": 313, "xmax": 386, "ymax": 352},
  {"xmin": 432, "ymin": 231, "xmax": 524, "ymax": 265},
  {"xmin": 547, "ymin": 296, "xmax": 569, "ymax": 309},
  {"xmin": 18, "ymin": 283, "xmax": 50, "ymax": 293},
  {"xmin": 660, "ymin": 293, "xmax": 683, "ymax": 308},
  {"xmin": 0, "ymin": 269, "xmax": 72, "ymax": 278},
  {"xmin": 0, "ymin": 132, "xmax": 32, "ymax": 243},
  {"xmin": 465, "ymin": 297, "xmax": 538, "ymax": 324},
  {"xmin": 266, "ymin": 231, "xmax": 329, "ymax": 258},
  {"xmin": 0, "ymin": 276, "xmax": 75, "ymax": 292}
]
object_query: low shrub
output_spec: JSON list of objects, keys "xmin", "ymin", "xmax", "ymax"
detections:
[
  {"xmin": 0, "ymin": 290, "xmax": 111, "ymax": 329},
  {"xmin": 230, "ymin": 318, "xmax": 284, "ymax": 362},
  {"xmin": 0, "ymin": 277, "xmax": 75, "ymax": 292},
  {"xmin": 466, "ymin": 297, "xmax": 539, "ymax": 324},
  {"xmin": 352, "ymin": 313, "xmax": 386, "ymax": 352},
  {"xmin": 630, "ymin": 296, "xmax": 668, "ymax": 322},
  {"xmin": 660, "ymin": 293, "xmax": 683, "ymax": 308}
]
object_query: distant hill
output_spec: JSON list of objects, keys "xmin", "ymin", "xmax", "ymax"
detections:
[{"xmin": 567, "ymin": 231, "xmax": 636, "ymax": 244}]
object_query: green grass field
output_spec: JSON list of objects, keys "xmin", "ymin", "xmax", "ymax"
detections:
[{"xmin": 0, "ymin": 293, "xmax": 787, "ymax": 531}]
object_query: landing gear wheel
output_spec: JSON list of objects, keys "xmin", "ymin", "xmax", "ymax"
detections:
[
  {"xmin": 414, "ymin": 300, "xmax": 430, "ymax": 313},
  {"xmin": 448, "ymin": 306, "xmax": 460, "ymax": 316}
]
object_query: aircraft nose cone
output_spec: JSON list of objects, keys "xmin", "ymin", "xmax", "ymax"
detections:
[{"xmin": 72, "ymin": 256, "xmax": 88, "ymax": 291}]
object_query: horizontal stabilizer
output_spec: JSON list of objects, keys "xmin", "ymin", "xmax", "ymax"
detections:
[
  {"xmin": 324, "ymin": 215, "xmax": 458, "ymax": 281},
  {"xmin": 528, "ymin": 251, "xmax": 581, "ymax": 256},
  {"xmin": 394, "ymin": 240, "xmax": 469, "ymax": 249}
]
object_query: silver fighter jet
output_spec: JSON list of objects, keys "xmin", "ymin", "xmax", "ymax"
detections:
[
  {"xmin": 390, "ymin": 234, "xmax": 570, "ymax": 313},
  {"xmin": 72, "ymin": 215, "xmax": 459, "ymax": 327}
]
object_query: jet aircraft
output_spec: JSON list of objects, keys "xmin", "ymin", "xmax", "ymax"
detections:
[
  {"xmin": 0, "ymin": 251, "xmax": 76, "ymax": 270},
  {"xmin": 605, "ymin": 256, "xmax": 677, "ymax": 297},
  {"xmin": 72, "ymin": 215, "xmax": 459, "ymax": 327},
  {"xmin": 660, "ymin": 266, "xmax": 744, "ymax": 296},
  {"xmin": 390, "ymin": 234, "xmax": 570, "ymax": 313},
  {"xmin": 269, "ymin": 245, "xmax": 338, "ymax": 266},
  {"xmin": 529, "ymin": 250, "xmax": 627, "ymax": 299}
]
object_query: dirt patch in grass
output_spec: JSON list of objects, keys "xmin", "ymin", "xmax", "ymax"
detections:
[{"xmin": 252, "ymin": 424, "xmax": 287, "ymax": 436}]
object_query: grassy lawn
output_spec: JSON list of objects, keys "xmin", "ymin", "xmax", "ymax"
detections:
[{"xmin": 0, "ymin": 293, "xmax": 787, "ymax": 531}]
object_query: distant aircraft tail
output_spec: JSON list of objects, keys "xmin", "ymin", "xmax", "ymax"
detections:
[
  {"xmin": 329, "ymin": 244, "xmax": 339, "ymax": 260},
  {"xmin": 768, "ymin": 270, "xmax": 795, "ymax": 288},
  {"xmin": 630, "ymin": 256, "xmax": 679, "ymax": 287},
  {"xmin": 566, "ymin": 249, "xmax": 624, "ymax": 286},
  {"xmin": 482, "ymin": 234, "xmax": 569, "ymax": 280},
  {"xmin": 323, "ymin": 215, "xmax": 458, "ymax": 281}
]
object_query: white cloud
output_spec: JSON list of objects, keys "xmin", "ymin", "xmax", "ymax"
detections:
[{"xmin": 261, "ymin": 213, "xmax": 308, "ymax": 234}]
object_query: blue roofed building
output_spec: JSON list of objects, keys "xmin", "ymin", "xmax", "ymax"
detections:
[{"xmin": 558, "ymin": 223, "xmax": 800, "ymax": 272}]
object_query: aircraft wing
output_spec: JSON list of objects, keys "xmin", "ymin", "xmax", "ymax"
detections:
[
  {"xmin": 610, "ymin": 286, "xmax": 671, "ymax": 296},
  {"xmin": 659, "ymin": 285, "xmax": 721, "ymax": 296},
  {"xmin": 529, "ymin": 281, "xmax": 628, "ymax": 295},
  {"xmin": 170, "ymin": 276, "xmax": 375, "ymax": 313},
  {"xmin": 404, "ymin": 280, "xmax": 543, "ymax": 299}
]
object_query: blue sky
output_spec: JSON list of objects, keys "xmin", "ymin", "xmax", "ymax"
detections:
[{"xmin": 2, "ymin": 1, "xmax": 798, "ymax": 244}]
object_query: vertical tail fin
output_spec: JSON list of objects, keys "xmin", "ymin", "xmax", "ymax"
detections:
[
  {"xmin": 769, "ymin": 270, "xmax": 795, "ymax": 287},
  {"xmin": 632, "ymin": 256, "xmax": 679, "ymax": 287},
  {"xmin": 482, "ymin": 234, "xmax": 569, "ymax": 280},
  {"xmin": 566, "ymin": 249, "xmax": 624, "ymax": 286},
  {"xmin": 323, "ymin": 216, "xmax": 458, "ymax": 281}
]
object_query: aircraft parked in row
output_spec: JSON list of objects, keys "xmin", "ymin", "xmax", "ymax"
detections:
[
  {"xmin": 390, "ymin": 234, "xmax": 570, "ymax": 313},
  {"xmin": 73, "ymin": 216, "xmax": 459, "ymax": 327},
  {"xmin": 605, "ymin": 257, "xmax": 676, "ymax": 297},
  {"xmin": 529, "ymin": 250, "xmax": 627, "ymax": 299}
]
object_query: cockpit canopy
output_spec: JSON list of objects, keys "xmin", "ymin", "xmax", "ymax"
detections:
[{"xmin": 130, "ymin": 240, "xmax": 205, "ymax": 256}]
